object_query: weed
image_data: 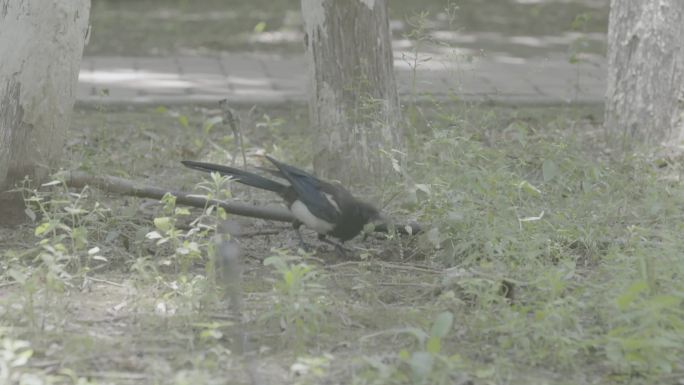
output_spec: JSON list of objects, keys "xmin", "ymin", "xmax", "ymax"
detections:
[
  {"xmin": 568, "ymin": 12, "xmax": 593, "ymax": 101},
  {"xmin": 356, "ymin": 311, "xmax": 466, "ymax": 385},
  {"xmin": 0, "ymin": 331, "xmax": 95, "ymax": 384},
  {"xmin": 261, "ymin": 249, "xmax": 329, "ymax": 350},
  {"xmin": 4, "ymin": 101, "xmax": 684, "ymax": 384}
]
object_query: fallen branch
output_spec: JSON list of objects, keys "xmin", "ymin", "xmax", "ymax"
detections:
[
  {"xmin": 63, "ymin": 171, "xmax": 422, "ymax": 235},
  {"xmin": 65, "ymin": 171, "xmax": 293, "ymax": 222}
]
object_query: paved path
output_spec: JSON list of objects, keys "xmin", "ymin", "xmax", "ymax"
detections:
[{"xmin": 78, "ymin": 52, "xmax": 606, "ymax": 106}]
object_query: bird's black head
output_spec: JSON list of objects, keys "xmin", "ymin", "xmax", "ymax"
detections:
[{"xmin": 357, "ymin": 200, "xmax": 383, "ymax": 224}]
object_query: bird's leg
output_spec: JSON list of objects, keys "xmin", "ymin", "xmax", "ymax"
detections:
[
  {"xmin": 317, "ymin": 234, "xmax": 350, "ymax": 257},
  {"xmin": 293, "ymin": 220, "xmax": 310, "ymax": 251}
]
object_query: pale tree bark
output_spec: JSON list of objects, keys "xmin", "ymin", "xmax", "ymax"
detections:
[
  {"xmin": 0, "ymin": 0, "xmax": 90, "ymax": 224},
  {"xmin": 301, "ymin": 0, "xmax": 402, "ymax": 184},
  {"xmin": 604, "ymin": 0, "xmax": 684, "ymax": 149}
]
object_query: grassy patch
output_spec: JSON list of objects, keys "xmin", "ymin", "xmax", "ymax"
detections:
[
  {"xmin": 2, "ymin": 101, "xmax": 684, "ymax": 384},
  {"xmin": 86, "ymin": 0, "xmax": 608, "ymax": 56},
  {"xmin": 87, "ymin": 0, "xmax": 303, "ymax": 55}
]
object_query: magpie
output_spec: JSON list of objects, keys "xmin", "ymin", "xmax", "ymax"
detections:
[{"xmin": 181, "ymin": 156, "xmax": 382, "ymax": 252}]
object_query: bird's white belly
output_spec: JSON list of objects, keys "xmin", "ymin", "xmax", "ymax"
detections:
[{"xmin": 291, "ymin": 200, "xmax": 335, "ymax": 233}]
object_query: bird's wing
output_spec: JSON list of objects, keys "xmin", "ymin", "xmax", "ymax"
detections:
[{"xmin": 265, "ymin": 156, "xmax": 341, "ymax": 223}]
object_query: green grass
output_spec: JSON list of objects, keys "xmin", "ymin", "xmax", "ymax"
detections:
[
  {"xmin": 87, "ymin": 0, "xmax": 302, "ymax": 55},
  {"xmin": 86, "ymin": 0, "xmax": 608, "ymax": 56},
  {"xmin": 2, "ymin": 101, "xmax": 684, "ymax": 384}
]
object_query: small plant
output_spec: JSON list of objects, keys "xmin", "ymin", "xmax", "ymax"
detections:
[
  {"xmin": 0, "ymin": 334, "xmax": 34, "ymax": 384},
  {"xmin": 568, "ymin": 12, "xmax": 592, "ymax": 101},
  {"xmin": 11, "ymin": 175, "xmax": 110, "ymax": 329},
  {"xmin": 601, "ymin": 274, "xmax": 684, "ymax": 374},
  {"xmin": 23, "ymin": 175, "xmax": 109, "ymax": 276},
  {"xmin": 568, "ymin": 13, "xmax": 592, "ymax": 65},
  {"xmin": 146, "ymin": 169, "xmax": 231, "ymax": 271},
  {"xmin": 261, "ymin": 249, "xmax": 329, "ymax": 349},
  {"xmin": 138, "ymin": 172, "xmax": 235, "ymax": 317},
  {"xmin": 0, "ymin": 332, "xmax": 96, "ymax": 384},
  {"xmin": 403, "ymin": 10, "xmax": 432, "ymax": 105},
  {"xmin": 356, "ymin": 311, "xmax": 464, "ymax": 385},
  {"xmin": 159, "ymin": 273, "xmax": 212, "ymax": 315},
  {"xmin": 188, "ymin": 171, "xmax": 233, "ymax": 229},
  {"xmin": 146, "ymin": 192, "xmax": 202, "ymax": 274},
  {"xmin": 401, "ymin": 2, "xmax": 467, "ymax": 138},
  {"xmin": 255, "ymin": 113, "xmax": 286, "ymax": 134}
]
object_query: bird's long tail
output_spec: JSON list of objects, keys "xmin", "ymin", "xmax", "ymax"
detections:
[{"xmin": 181, "ymin": 160, "xmax": 287, "ymax": 193}]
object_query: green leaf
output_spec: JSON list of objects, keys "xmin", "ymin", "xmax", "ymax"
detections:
[
  {"xmin": 390, "ymin": 157, "xmax": 401, "ymax": 173},
  {"xmin": 71, "ymin": 226, "xmax": 88, "ymax": 250},
  {"xmin": 649, "ymin": 294, "xmax": 680, "ymax": 310},
  {"xmin": 145, "ymin": 231, "xmax": 163, "ymax": 240},
  {"xmin": 200, "ymin": 328, "xmax": 223, "ymax": 340},
  {"xmin": 24, "ymin": 208, "xmax": 36, "ymax": 222},
  {"xmin": 616, "ymin": 281, "xmax": 648, "ymax": 310},
  {"xmin": 283, "ymin": 270, "xmax": 294, "ymax": 287},
  {"xmin": 518, "ymin": 180, "xmax": 541, "ymax": 196},
  {"xmin": 426, "ymin": 336, "xmax": 441, "ymax": 354},
  {"xmin": 571, "ymin": 13, "xmax": 590, "ymax": 30},
  {"xmin": 8, "ymin": 268, "xmax": 28, "ymax": 284},
  {"xmin": 154, "ymin": 217, "xmax": 173, "ymax": 232},
  {"xmin": 542, "ymin": 159, "xmax": 560, "ymax": 182},
  {"xmin": 12, "ymin": 347, "xmax": 33, "ymax": 367},
  {"xmin": 64, "ymin": 207, "xmax": 88, "ymax": 215},
  {"xmin": 604, "ymin": 342, "xmax": 623, "ymax": 363},
  {"xmin": 254, "ymin": 21, "xmax": 267, "ymax": 33},
  {"xmin": 415, "ymin": 184, "xmax": 431, "ymax": 195},
  {"xmin": 430, "ymin": 311, "xmax": 453, "ymax": 338},
  {"xmin": 409, "ymin": 352, "xmax": 434, "ymax": 384},
  {"xmin": 264, "ymin": 256, "xmax": 288, "ymax": 272},
  {"xmin": 475, "ymin": 366, "xmax": 495, "ymax": 378},
  {"xmin": 34, "ymin": 222, "xmax": 52, "ymax": 236},
  {"xmin": 175, "ymin": 207, "xmax": 191, "ymax": 216},
  {"xmin": 203, "ymin": 115, "xmax": 224, "ymax": 133},
  {"xmin": 178, "ymin": 115, "xmax": 189, "ymax": 128}
]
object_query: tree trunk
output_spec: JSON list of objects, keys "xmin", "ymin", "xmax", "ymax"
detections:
[
  {"xmin": 0, "ymin": 0, "xmax": 90, "ymax": 225},
  {"xmin": 604, "ymin": 0, "xmax": 684, "ymax": 148},
  {"xmin": 301, "ymin": 0, "xmax": 402, "ymax": 183}
]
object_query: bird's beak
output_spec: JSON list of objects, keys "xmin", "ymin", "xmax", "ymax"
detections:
[
  {"xmin": 370, "ymin": 213, "xmax": 390, "ymax": 232},
  {"xmin": 371, "ymin": 214, "xmax": 422, "ymax": 236}
]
